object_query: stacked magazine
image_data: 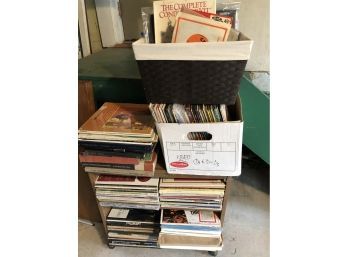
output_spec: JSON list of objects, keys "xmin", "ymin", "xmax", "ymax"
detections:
[
  {"xmin": 159, "ymin": 209, "xmax": 223, "ymax": 250},
  {"xmin": 95, "ymin": 175, "xmax": 160, "ymax": 210},
  {"xmin": 107, "ymin": 208, "xmax": 161, "ymax": 248},
  {"xmin": 78, "ymin": 103, "xmax": 158, "ymax": 177},
  {"xmin": 152, "ymin": 0, "xmax": 240, "ymax": 43},
  {"xmin": 159, "ymin": 178, "xmax": 226, "ymax": 211}
]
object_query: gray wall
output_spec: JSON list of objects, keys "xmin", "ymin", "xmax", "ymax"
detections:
[{"xmin": 237, "ymin": 0, "xmax": 269, "ymax": 71}]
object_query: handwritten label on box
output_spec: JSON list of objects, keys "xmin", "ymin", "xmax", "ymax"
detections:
[{"xmin": 166, "ymin": 141, "xmax": 236, "ymax": 171}]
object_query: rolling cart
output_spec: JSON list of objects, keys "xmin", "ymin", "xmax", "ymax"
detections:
[{"xmin": 87, "ymin": 153, "xmax": 233, "ymax": 256}]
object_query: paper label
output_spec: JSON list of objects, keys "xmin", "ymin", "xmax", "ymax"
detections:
[
  {"xmin": 199, "ymin": 210, "xmax": 216, "ymax": 222},
  {"xmin": 166, "ymin": 141, "xmax": 236, "ymax": 171},
  {"xmin": 108, "ymin": 209, "xmax": 129, "ymax": 219}
]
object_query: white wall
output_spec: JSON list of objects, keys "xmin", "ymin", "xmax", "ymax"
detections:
[{"xmin": 218, "ymin": 0, "xmax": 270, "ymax": 71}]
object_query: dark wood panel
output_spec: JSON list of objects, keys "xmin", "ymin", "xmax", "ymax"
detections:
[
  {"xmin": 78, "ymin": 80, "xmax": 101, "ymax": 222},
  {"xmin": 78, "ymin": 80, "xmax": 96, "ymax": 127}
]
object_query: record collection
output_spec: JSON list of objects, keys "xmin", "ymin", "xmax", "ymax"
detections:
[
  {"xmin": 149, "ymin": 103, "xmax": 230, "ymax": 140},
  {"xmin": 78, "ymin": 0, "xmax": 247, "ymax": 251},
  {"xmin": 149, "ymin": 103, "xmax": 229, "ymax": 123},
  {"xmin": 107, "ymin": 208, "xmax": 161, "ymax": 248},
  {"xmin": 95, "ymin": 175, "xmax": 160, "ymax": 210},
  {"xmin": 158, "ymin": 209, "xmax": 223, "ymax": 250},
  {"xmin": 159, "ymin": 178, "xmax": 226, "ymax": 211},
  {"xmin": 78, "ymin": 102, "xmax": 158, "ymax": 177}
]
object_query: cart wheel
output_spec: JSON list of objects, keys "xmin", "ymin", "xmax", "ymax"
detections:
[
  {"xmin": 208, "ymin": 251, "xmax": 218, "ymax": 256},
  {"xmin": 108, "ymin": 245, "xmax": 115, "ymax": 249}
]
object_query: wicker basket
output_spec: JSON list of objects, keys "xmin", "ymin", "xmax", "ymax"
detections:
[{"xmin": 132, "ymin": 33, "xmax": 253, "ymax": 104}]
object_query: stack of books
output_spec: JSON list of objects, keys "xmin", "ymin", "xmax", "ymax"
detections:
[
  {"xmin": 159, "ymin": 178, "xmax": 226, "ymax": 211},
  {"xmin": 78, "ymin": 103, "xmax": 158, "ymax": 177},
  {"xmin": 158, "ymin": 209, "xmax": 223, "ymax": 250},
  {"xmin": 107, "ymin": 208, "xmax": 160, "ymax": 248},
  {"xmin": 95, "ymin": 175, "xmax": 160, "ymax": 210}
]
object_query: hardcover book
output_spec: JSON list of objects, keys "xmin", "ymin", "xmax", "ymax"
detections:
[
  {"xmin": 96, "ymin": 175, "xmax": 159, "ymax": 187},
  {"xmin": 153, "ymin": 0, "xmax": 216, "ymax": 43},
  {"xmin": 78, "ymin": 103, "xmax": 155, "ymax": 140},
  {"xmin": 79, "ymin": 151, "xmax": 157, "ymax": 172},
  {"xmin": 171, "ymin": 11, "xmax": 231, "ymax": 43}
]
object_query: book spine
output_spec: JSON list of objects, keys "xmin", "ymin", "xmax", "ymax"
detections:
[
  {"xmin": 78, "ymin": 141, "xmax": 152, "ymax": 153},
  {"xmin": 81, "ymin": 162, "xmax": 134, "ymax": 170},
  {"xmin": 79, "ymin": 154, "xmax": 141, "ymax": 165},
  {"xmin": 83, "ymin": 150, "xmax": 146, "ymax": 159},
  {"xmin": 85, "ymin": 167, "xmax": 154, "ymax": 177},
  {"xmin": 82, "ymin": 162, "xmax": 154, "ymax": 172},
  {"xmin": 108, "ymin": 239, "xmax": 158, "ymax": 247},
  {"xmin": 106, "ymin": 221, "xmax": 160, "ymax": 229}
]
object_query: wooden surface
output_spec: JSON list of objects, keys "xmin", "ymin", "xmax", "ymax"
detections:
[
  {"xmin": 220, "ymin": 177, "xmax": 232, "ymax": 225},
  {"xmin": 78, "ymin": 80, "xmax": 96, "ymax": 126},
  {"xmin": 88, "ymin": 173, "xmax": 110, "ymax": 233},
  {"xmin": 78, "ymin": 80, "xmax": 101, "ymax": 222}
]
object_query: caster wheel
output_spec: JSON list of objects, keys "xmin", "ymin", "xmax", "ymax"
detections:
[
  {"xmin": 108, "ymin": 245, "xmax": 115, "ymax": 249},
  {"xmin": 208, "ymin": 251, "xmax": 218, "ymax": 256}
]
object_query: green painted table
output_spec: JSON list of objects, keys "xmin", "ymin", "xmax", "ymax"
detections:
[{"xmin": 79, "ymin": 48, "xmax": 269, "ymax": 164}]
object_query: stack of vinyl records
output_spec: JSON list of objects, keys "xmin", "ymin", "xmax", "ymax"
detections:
[
  {"xmin": 158, "ymin": 209, "xmax": 223, "ymax": 251},
  {"xmin": 78, "ymin": 103, "xmax": 158, "ymax": 177},
  {"xmin": 95, "ymin": 175, "xmax": 160, "ymax": 210},
  {"xmin": 107, "ymin": 208, "xmax": 161, "ymax": 248},
  {"xmin": 159, "ymin": 178, "xmax": 226, "ymax": 210}
]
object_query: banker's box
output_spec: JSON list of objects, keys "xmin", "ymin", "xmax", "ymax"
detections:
[{"xmin": 156, "ymin": 96, "xmax": 243, "ymax": 176}]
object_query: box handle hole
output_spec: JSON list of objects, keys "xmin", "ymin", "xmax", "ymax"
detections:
[{"xmin": 187, "ymin": 132, "xmax": 212, "ymax": 140}]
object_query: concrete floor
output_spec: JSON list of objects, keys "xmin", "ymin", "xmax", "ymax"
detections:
[{"xmin": 79, "ymin": 147, "xmax": 270, "ymax": 257}]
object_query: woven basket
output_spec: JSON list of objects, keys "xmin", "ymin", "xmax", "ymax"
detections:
[{"xmin": 132, "ymin": 34, "xmax": 253, "ymax": 104}]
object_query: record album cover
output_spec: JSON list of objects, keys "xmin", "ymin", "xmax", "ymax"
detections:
[{"xmin": 153, "ymin": 0, "xmax": 216, "ymax": 43}]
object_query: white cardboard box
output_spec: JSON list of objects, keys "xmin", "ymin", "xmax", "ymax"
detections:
[{"xmin": 156, "ymin": 97, "xmax": 243, "ymax": 176}]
